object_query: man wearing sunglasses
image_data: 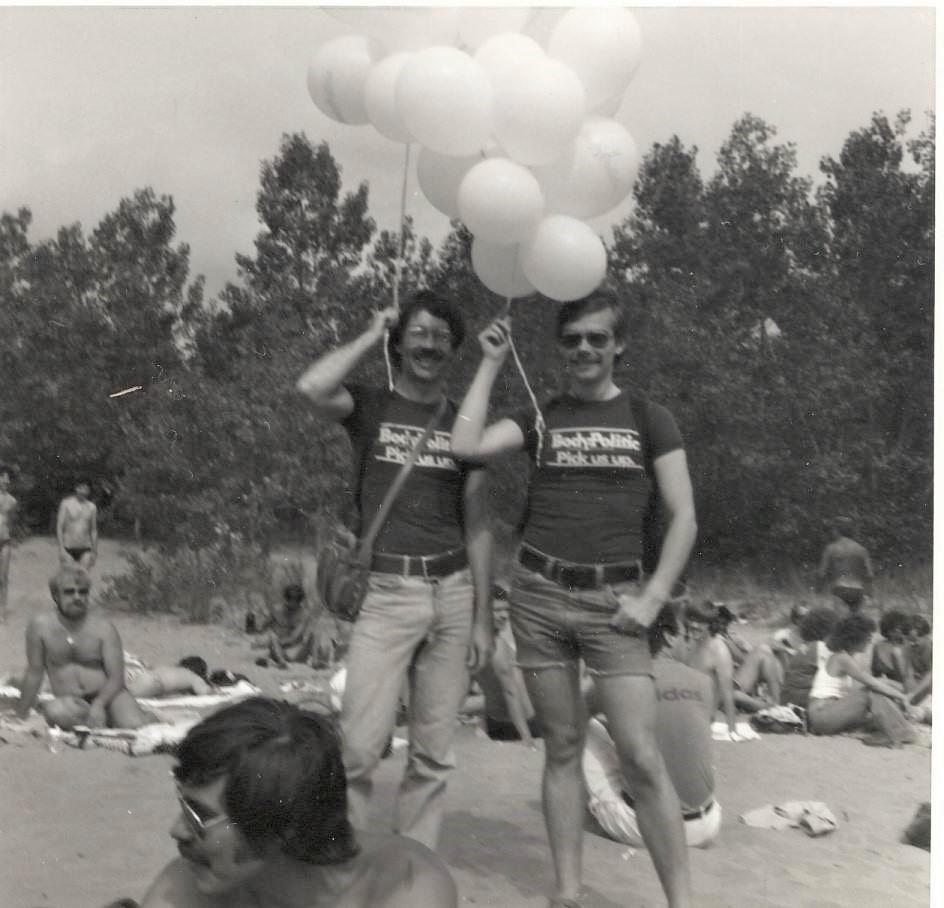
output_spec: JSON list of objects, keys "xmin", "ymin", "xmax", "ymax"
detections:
[
  {"xmin": 452, "ymin": 290, "xmax": 697, "ymax": 908},
  {"xmin": 139, "ymin": 697, "xmax": 457, "ymax": 907},
  {"xmin": 297, "ymin": 290, "xmax": 493, "ymax": 850},
  {"xmin": 14, "ymin": 565, "xmax": 154, "ymax": 730}
]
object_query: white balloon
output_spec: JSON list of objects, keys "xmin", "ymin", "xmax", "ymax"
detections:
[
  {"xmin": 535, "ymin": 116, "xmax": 640, "ymax": 219},
  {"xmin": 474, "ymin": 33, "xmax": 546, "ymax": 86},
  {"xmin": 458, "ymin": 158, "xmax": 545, "ymax": 244},
  {"xmin": 416, "ymin": 147, "xmax": 480, "ymax": 219},
  {"xmin": 306, "ymin": 36, "xmax": 377, "ymax": 125},
  {"xmin": 396, "ymin": 47, "xmax": 493, "ymax": 156},
  {"xmin": 548, "ymin": 8, "xmax": 643, "ymax": 107},
  {"xmin": 458, "ymin": 8, "xmax": 535, "ymax": 49},
  {"xmin": 492, "ymin": 57, "xmax": 586, "ymax": 166},
  {"xmin": 364, "ymin": 53, "xmax": 412, "ymax": 143},
  {"xmin": 521, "ymin": 216, "xmax": 607, "ymax": 302},
  {"xmin": 471, "ymin": 238, "xmax": 536, "ymax": 299}
]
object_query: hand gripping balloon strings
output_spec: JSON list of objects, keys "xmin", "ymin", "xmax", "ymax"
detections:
[
  {"xmin": 383, "ymin": 142, "xmax": 413, "ymax": 391},
  {"xmin": 503, "ymin": 294, "xmax": 547, "ymax": 464}
]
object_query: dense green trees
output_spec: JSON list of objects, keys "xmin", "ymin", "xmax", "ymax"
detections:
[{"xmin": 0, "ymin": 115, "xmax": 932, "ymax": 570}]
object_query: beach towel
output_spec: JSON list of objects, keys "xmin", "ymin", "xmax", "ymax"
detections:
[
  {"xmin": 0, "ymin": 680, "xmax": 259, "ymax": 755},
  {"xmin": 739, "ymin": 800, "xmax": 839, "ymax": 837},
  {"xmin": 711, "ymin": 720, "xmax": 760, "ymax": 742},
  {"xmin": 749, "ymin": 704, "xmax": 807, "ymax": 734}
]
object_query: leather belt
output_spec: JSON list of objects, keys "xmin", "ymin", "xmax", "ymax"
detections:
[
  {"xmin": 621, "ymin": 791, "xmax": 715, "ymax": 822},
  {"xmin": 518, "ymin": 545, "xmax": 641, "ymax": 591},
  {"xmin": 371, "ymin": 547, "xmax": 467, "ymax": 579}
]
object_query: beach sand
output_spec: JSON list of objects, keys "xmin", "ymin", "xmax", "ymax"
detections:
[{"xmin": 0, "ymin": 538, "xmax": 933, "ymax": 908}]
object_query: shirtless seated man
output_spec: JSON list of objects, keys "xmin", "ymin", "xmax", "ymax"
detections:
[
  {"xmin": 252, "ymin": 584, "xmax": 316, "ymax": 669},
  {"xmin": 15, "ymin": 565, "xmax": 155, "ymax": 730},
  {"xmin": 139, "ymin": 697, "xmax": 457, "ymax": 908}
]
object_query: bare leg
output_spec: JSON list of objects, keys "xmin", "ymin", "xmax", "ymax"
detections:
[
  {"xmin": 595, "ymin": 674, "xmax": 691, "ymax": 908},
  {"xmin": 43, "ymin": 695, "xmax": 91, "ymax": 730},
  {"xmin": 520, "ymin": 665, "xmax": 587, "ymax": 903},
  {"xmin": 807, "ymin": 689, "xmax": 871, "ymax": 734},
  {"xmin": 107, "ymin": 689, "xmax": 158, "ymax": 729},
  {"xmin": 734, "ymin": 646, "xmax": 783, "ymax": 707}
]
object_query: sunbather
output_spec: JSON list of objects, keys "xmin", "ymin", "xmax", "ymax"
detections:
[{"xmin": 807, "ymin": 614, "xmax": 914, "ymax": 746}]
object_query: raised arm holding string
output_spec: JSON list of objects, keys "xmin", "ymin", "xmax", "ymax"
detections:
[{"xmin": 296, "ymin": 306, "xmax": 399, "ymax": 420}]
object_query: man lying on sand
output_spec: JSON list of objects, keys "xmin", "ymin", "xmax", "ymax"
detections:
[
  {"xmin": 582, "ymin": 604, "xmax": 722, "ymax": 849},
  {"xmin": 14, "ymin": 565, "xmax": 155, "ymax": 730},
  {"xmin": 139, "ymin": 697, "xmax": 457, "ymax": 908},
  {"xmin": 126, "ymin": 656, "xmax": 213, "ymax": 700}
]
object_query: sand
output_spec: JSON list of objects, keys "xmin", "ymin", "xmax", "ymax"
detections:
[{"xmin": 0, "ymin": 538, "xmax": 933, "ymax": 908}]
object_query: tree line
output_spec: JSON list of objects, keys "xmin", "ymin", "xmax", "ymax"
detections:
[{"xmin": 0, "ymin": 110, "xmax": 933, "ymax": 573}]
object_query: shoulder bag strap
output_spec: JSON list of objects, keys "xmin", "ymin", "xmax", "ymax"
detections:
[{"xmin": 357, "ymin": 396, "xmax": 448, "ymax": 557}]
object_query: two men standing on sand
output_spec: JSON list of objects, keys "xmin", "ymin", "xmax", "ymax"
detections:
[{"xmin": 300, "ymin": 287, "xmax": 696, "ymax": 906}]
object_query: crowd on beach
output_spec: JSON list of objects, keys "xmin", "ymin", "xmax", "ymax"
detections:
[{"xmin": 0, "ymin": 288, "xmax": 933, "ymax": 908}]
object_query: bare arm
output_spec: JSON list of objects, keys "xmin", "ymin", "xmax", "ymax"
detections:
[
  {"xmin": 611, "ymin": 448, "xmax": 697, "ymax": 634},
  {"xmin": 89, "ymin": 503, "xmax": 98, "ymax": 559},
  {"xmin": 892, "ymin": 646, "xmax": 915, "ymax": 694},
  {"xmin": 492, "ymin": 637, "xmax": 534, "ymax": 746},
  {"xmin": 91, "ymin": 622, "xmax": 128, "ymax": 715},
  {"xmin": 463, "ymin": 469, "xmax": 494, "ymax": 674},
  {"xmin": 296, "ymin": 306, "xmax": 397, "ymax": 421},
  {"xmin": 712, "ymin": 638, "xmax": 739, "ymax": 735},
  {"xmin": 56, "ymin": 500, "xmax": 67, "ymax": 551},
  {"xmin": 16, "ymin": 619, "xmax": 46, "ymax": 718},
  {"xmin": 451, "ymin": 317, "xmax": 527, "ymax": 462},
  {"xmin": 838, "ymin": 654, "xmax": 909, "ymax": 704}
]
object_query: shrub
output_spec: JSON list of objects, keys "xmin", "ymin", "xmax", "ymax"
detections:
[{"xmin": 99, "ymin": 533, "xmax": 276, "ymax": 624}]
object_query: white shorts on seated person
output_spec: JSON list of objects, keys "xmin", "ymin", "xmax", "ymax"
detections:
[{"xmin": 583, "ymin": 717, "xmax": 722, "ymax": 849}]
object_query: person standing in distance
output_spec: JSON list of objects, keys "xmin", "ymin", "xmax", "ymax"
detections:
[
  {"xmin": 296, "ymin": 291, "xmax": 493, "ymax": 851},
  {"xmin": 57, "ymin": 481, "xmax": 98, "ymax": 569},
  {"xmin": 0, "ymin": 466, "xmax": 18, "ymax": 622},
  {"xmin": 451, "ymin": 290, "xmax": 697, "ymax": 908}
]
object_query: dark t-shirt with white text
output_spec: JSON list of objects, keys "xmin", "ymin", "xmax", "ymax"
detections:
[
  {"xmin": 511, "ymin": 392, "xmax": 682, "ymax": 564},
  {"xmin": 341, "ymin": 384, "xmax": 477, "ymax": 556}
]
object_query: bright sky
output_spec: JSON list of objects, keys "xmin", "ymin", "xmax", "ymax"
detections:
[{"xmin": 0, "ymin": 5, "xmax": 935, "ymax": 300}]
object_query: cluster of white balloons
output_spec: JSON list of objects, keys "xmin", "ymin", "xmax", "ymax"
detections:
[{"xmin": 307, "ymin": 7, "xmax": 644, "ymax": 302}]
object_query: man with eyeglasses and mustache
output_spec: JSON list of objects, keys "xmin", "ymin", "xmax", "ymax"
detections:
[
  {"xmin": 14, "ymin": 565, "xmax": 154, "ymax": 730},
  {"xmin": 296, "ymin": 290, "xmax": 493, "ymax": 851},
  {"xmin": 138, "ymin": 697, "xmax": 457, "ymax": 907},
  {"xmin": 452, "ymin": 290, "xmax": 697, "ymax": 908}
]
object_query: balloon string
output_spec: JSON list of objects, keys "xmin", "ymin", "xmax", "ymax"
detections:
[
  {"xmin": 504, "ymin": 296, "xmax": 547, "ymax": 464},
  {"xmin": 385, "ymin": 142, "xmax": 412, "ymax": 391}
]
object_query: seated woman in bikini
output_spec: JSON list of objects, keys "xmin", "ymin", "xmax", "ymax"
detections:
[{"xmin": 807, "ymin": 613, "xmax": 914, "ymax": 746}]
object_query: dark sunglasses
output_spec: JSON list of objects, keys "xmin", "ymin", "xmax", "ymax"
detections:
[
  {"xmin": 558, "ymin": 331, "xmax": 614, "ymax": 350},
  {"xmin": 61, "ymin": 587, "xmax": 90, "ymax": 596}
]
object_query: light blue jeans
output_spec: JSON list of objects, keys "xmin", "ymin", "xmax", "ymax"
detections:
[{"xmin": 340, "ymin": 566, "xmax": 474, "ymax": 849}]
